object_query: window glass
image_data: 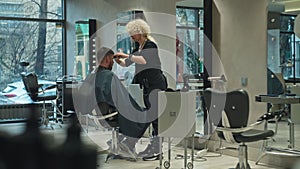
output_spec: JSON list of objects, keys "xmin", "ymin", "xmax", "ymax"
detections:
[
  {"xmin": 0, "ymin": 20, "xmax": 63, "ymax": 83},
  {"xmin": 280, "ymin": 15, "xmax": 299, "ymax": 81},
  {"xmin": 176, "ymin": 8, "xmax": 197, "ymax": 27},
  {"xmin": 199, "ymin": 29, "xmax": 204, "ymax": 72},
  {"xmin": 199, "ymin": 9, "xmax": 204, "ymax": 28},
  {"xmin": 267, "ymin": 29, "xmax": 280, "ymax": 74},
  {"xmin": 295, "ymin": 37, "xmax": 300, "ymax": 78},
  {"xmin": 280, "ymin": 15, "xmax": 295, "ymax": 33},
  {"xmin": 0, "ymin": 0, "xmax": 64, "ymax": 105},
  {"xmin": 176, "ymin": 7, "xmax": 202, "ymax": 83},
  {"xmin": 176, "ymin": 7, "xmax": 204, "ymax": 136},
  {"xmin": 0, "ymin": 0, "xmax": 63, "ymax": 19},
  {"xmin": 199, "ymin": 10, "xmax": 204, "ymax": 72},
  {"xmin": 177, "ymin": 28, "xmax": 198, "ymax": 75},
  {"xmin": 267, "ymin": 14, "xmax": 300, "ymax": 82},
  {"xmin": 280, "ymin": 33, "xmax": 294, "ymax": 79}
]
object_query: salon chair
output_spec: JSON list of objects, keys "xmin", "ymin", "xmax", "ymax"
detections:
[
  {"xmin": 77, "ymin": 101, "xmax": 120, "ymax": 162},
  {"xmin": 21, "ymin": 72, "xmax": 62, "ymax": 129},
  {"xmin": 203, "ymin": 88, "xmax": 276, "ymax": 169}
]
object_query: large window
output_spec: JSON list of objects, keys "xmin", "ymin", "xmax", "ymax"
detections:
[
  {"xmin": 176, "ymin": 7, "xmax": 203, "ymax": 82},
  {"xmin": 0, "ymin": 0, "xmax": 63, "ymax": 19},
  {"xmin": 268, "ymin": 13, "xmax": 300, "ymax": 83},
  {"xmin": 279, "ymin": 14, "xmax": 300, "ymax": 82},
  {"xmin": 0, "ymin": 0, "xmax": 64, "ymax": 105}
]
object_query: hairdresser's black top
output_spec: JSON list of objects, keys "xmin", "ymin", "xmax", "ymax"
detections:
[
  {"xmin": 125, "ymin": 40, "xmax": 167, "ymax": 109},
  {"xmin": 125, "ymin": 40, "xmax": 161, "ymax": 74}
]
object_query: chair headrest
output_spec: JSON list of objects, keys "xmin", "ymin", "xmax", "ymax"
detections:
[
  {"xmin": 22, "ymin": 72, "xmax": 39, "ymax": 99},
  {"xmin": 203, "ymin": 88, "xmax": 250, "ymax": 128}
]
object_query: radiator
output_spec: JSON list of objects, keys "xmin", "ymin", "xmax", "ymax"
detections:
[{"xmin": 0, "ymin": 103, "xmax": 52, "ymax": 121}]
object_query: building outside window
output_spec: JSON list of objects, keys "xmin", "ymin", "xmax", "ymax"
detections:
[{"xmin": 0, "ymin": 0, "xmax": 64, "ymax": 105}]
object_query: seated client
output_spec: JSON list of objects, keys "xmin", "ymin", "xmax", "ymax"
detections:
[{"xmin": 93, "ymin": 47, "xmax": 157, "ymax": 160}]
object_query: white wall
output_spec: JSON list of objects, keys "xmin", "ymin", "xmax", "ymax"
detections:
[{"xmin": 66, "ymin": 0, "xmax": 177, "ymax": 88}]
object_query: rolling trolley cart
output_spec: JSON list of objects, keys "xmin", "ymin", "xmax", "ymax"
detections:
[
  {"xmin": 56, "ymin": 75, "xmax": 80, "ymax": 122},
  {"xmin": 157, "ymin": 91, "xmax": 196, "ymax": 169}
]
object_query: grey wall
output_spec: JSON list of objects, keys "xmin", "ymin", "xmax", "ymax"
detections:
[
  {"xmin": 209, "ymin": 0, "xmax": 291, "ymax": 166},
  {"xmin": 66, "ymin": 0, "xmax": 177, "ymax": 88},
  {"xmin": 213, "ymin": 0, "xmax": 268, "ymax": 123}
]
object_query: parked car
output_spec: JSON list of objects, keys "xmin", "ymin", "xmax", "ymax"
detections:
[{"xmin": 0, "ymin": 80, "xmax": 57, "ymax": 104}]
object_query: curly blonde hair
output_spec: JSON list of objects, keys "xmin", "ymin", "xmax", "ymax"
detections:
[{"xmin": 126, "ymin": 19, "xmax": 155, "ymax": 42}]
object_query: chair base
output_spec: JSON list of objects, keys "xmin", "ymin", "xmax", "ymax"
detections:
[
  {"xmin": 40, "ymin": 115, "xmax": 62, "ymax": 129},
  {"xmin": 236, "ymin": 144, "xmax": 251, "ymax": 169},
  {"xmin": 40, "ymin": 101, "xmax": 62, "ymax": 130},
  {"xmin": 219, "ymin": 141, "xmax": 251, "ymax": 169}
]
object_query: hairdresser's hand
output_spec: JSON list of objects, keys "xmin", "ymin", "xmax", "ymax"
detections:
[
  {"xmin": 114, "ymin": 57, "xmax": 122, "ymax": 64},
  {"xmin": 114, "ymin": 52, "xmax": 128, "ymax": 59}
]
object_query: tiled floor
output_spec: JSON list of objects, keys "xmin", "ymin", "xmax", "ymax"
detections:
[
  {"xmin": 0, "ymin": 119, "xmax": 291, "ymax": 169},
  {"xmin": 97, "ymin": 148, "xmax": 281, "ymax": 169}
]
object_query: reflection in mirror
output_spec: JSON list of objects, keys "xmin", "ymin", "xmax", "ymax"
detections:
[
  {"xmin": 267, "ymin": 9, "xmax": 300, "ymax": 152},
  {"xmin": 115, "ymin": 10, "xmax": 144, "ymax": 82},
  {"xmin": 294, "ymin": 14, "xmax": 300, "ymax": 38},
  {"xmin": 75, "ymin": 19, "xmax": 96, "ymax": 80}
]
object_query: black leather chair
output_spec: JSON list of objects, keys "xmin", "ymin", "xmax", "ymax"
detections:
[
  {"xmin": 203, "ymin": 88, "xmax": 276, "ymax": 169},
  {"xmin": 21, "ymin": 72, "xmax": 61, "ymax": 129}
]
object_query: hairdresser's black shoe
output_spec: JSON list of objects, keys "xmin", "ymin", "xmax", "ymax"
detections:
[
  {"xmin": 138, "ymin": 143, "xmax": 162, "ymax": 161},
  {"xmin": 142, "ymin": 153, "xmax": 163, "ymax": 161},
  {"xmin": 138, "ymin": 143, "xmax": 160, "ymax": 157}
]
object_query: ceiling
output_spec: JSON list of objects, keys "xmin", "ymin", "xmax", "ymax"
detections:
[
  {"xmin": 269, "ymin": 0, "xmax": 300, "ymax": 14},
  {"xmin": 176, "ymin": 0, "xmax": 203, "ymax": 8},
  {"xmin": 176, "ymin": 0, "xmax": 300, "ymax": 14}
]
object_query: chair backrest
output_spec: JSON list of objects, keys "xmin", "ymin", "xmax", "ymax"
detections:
[
  {"xmin": 203, "ymin": 88, "xmax": 249, "ymax": 129},
  {"xmin": 22, "ymin": 73, "xmax": 39, "ymax": 100},
  {"xmin": 95, "ymin": 102, "xmax": 118, "ymax": 127}
]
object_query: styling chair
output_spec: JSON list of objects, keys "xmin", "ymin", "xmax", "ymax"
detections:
[
  {"xmin": 21, "ymin": 72, "xmax": 62, "ymax": 129},
  {"xmin": 203, "ymin": 88, "xmax": 277, "ymax": 169},
  {"xmin": 77, "ymin": 102, "xmax": 120, "ymax": 162}
]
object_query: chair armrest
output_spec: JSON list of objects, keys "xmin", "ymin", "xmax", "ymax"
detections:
[
  {"xmin": 38, "ymin": 84, "xmax": 44, "ymax": 89},
  {"xmin": 216, "ymin": 109, "xmax": 286, "ymax": 134},
  {"xmin": 256, "ymin": 108, "xmax": 287, "ymax": 136},
  {"xmin": 257, "ymin": 109, "xmax": 286, "ymax": 122},
  {"xmin": 38, "ymin": 84, "xmax": 57, "ymax": 94},
  {"xmin": 87, "ymin": 111, "xmax": 118, "ymax": 120},
  {"xmin": 216, "ymin": 121, "xmax": 263, "ymax": 133},
  {"xmin": 44, "ymin": 84, "xmax": 57, "ymax": 90}
]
